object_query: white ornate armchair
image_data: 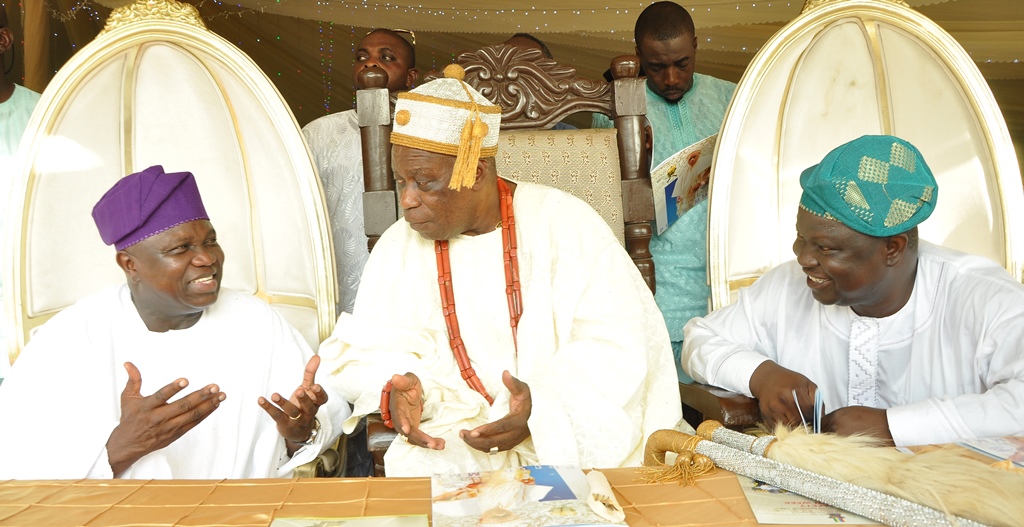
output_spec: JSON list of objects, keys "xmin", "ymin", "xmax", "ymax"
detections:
[
  {"xmin": 4, "ymin": 0, "xmax": 340, "ymax": 476},
  {"xmin": 681, "ymin": 0, "xmax": 1024, "ymax": 429}
]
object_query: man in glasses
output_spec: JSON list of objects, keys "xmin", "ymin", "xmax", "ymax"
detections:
[{"xmin": 302, "ymin": 29, "xmax": 419, "ymax": 316}]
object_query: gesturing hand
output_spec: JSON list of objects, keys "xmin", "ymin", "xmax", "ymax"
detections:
[
  {"xmin": 748, "ymin": 360, "xmax": 817, "ymax": 429},
  {"xmin": 460, "ymin": 370, "xmax": 531, "ymax": 454},
  {"xmin": 258, "ymin": 355, "xmax": 329, "ymax": 455},
  {"xmin": 106, "ymin": 362, "xmax": 225, "ymax": 477},
  {"xmin": 388, "ymin": 372, "xmax": 444, "ymax": 451}
]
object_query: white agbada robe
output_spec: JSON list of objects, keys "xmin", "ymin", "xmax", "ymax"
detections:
[
  {"xmin": 683, "ymin": 241, "xmax": 1024, "ymax": 446},
  {"xmin": 0, "ymin": 286, "xmax": 348, "ymax": 479},
  {"xmin": 302, "ymin": 109, "xmax": 370, "ymax": 314},
  {"xmin": 319, "ymin": 182, "xmax": 683, "ymax": 477}
]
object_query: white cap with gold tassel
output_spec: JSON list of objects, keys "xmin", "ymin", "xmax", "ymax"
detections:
[{"xmin": 390, "ymin": 64, "xmax": 502, "ymax": 191}]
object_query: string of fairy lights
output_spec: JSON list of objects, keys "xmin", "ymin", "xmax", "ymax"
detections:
[{"xmin": 31, "ymin": 0, "xmax": 1024, "ymax": 118}]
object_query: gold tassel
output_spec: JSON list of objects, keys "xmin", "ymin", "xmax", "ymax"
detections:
[
  {"xmin": 639, "ymin": 429, "xmax": 716, "ymax": 485},
  {"xmin": 448, "ymin": 69, "xmax": 490, "ymax": 191},
  {"xmin": 450, "ymin": 110, "xmax": 486, "ymax": 191}
]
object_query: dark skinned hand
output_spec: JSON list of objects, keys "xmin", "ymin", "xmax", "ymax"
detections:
[
  {"xmin": 106, "ymin": 362, "xmax": 225, "ymax": 477},
  {"xmin": 390, "ymin": 372, "xmax": 445, "ymax": 450},
  {"xmin": 258, "ymin": 355, "xmax": 329, "ymax": 456},
  {"xmin": 822, "ymin": 406, "xmax": 894, "ymax": 445},
  {"xmin": 749, "ymin": 360, "xmax": 817, "ymax": 429},
  {"xmin": 460, "ymin": 370, "xmax": 532, "ymax": 453}
]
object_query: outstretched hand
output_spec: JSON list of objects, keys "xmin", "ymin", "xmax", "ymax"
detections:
[
  {"xmin": 388, "ymin": 372, "xmax": 445, "ymax": 450},
  {"xmin": 460, "ymin": 370, "xmax": 531, "ymax": 453},
  {"xmin": 106, "ymin": 362, "xmax": 225, "ymax": 477},
  {"xmin": 749, "ymin": 360, "xmax": 817, "ymax": 429},
  {"xmin": 258, "ymin": 355, "xmax": 329, "ymax": 455}
]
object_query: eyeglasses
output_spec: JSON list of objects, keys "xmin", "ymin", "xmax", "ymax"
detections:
[{"xmin": 366, "ymin": 28, "xmax": 416, "ymax": 46}]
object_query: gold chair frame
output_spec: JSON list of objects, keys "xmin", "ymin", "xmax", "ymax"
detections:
[
  {"xmin": 4, "ymin": 0, "xmax": 340, "ymax": 476},
  {"xmin": 684, "ymin": 0, "xmax": 1024, "ymax": 429}
]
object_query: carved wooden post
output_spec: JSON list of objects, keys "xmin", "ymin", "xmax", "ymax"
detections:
[
  {"xmin": 357, "ymin": 67, "xmax": 398, "ymax": 252},
  {"xmin": 610, "ymin": 56, "xmax": 656, "ymax": 293}
]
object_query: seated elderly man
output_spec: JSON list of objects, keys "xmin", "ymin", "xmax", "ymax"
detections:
[
  {"xmin": 0, "ymin": 166, "xmax": 348, "ymax": 479},
  {"xmin": 320, "ymin": 65, "xmax": 682, "ymax": 477},
  {"xmin": 683, "ymin": 135, "xmax": 1024, "ymax": 446}
]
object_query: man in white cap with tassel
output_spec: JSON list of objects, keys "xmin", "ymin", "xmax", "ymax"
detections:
[{"xmin": 320, "ymin": 65, "xmax": 683, "ymax": 477}]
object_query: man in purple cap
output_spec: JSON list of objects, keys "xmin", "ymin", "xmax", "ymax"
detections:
[{"xmin": 0, "ymin": 165, "xmax": 348, "ymax": 479}]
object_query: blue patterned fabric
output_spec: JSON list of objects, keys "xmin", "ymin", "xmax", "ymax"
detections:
[{"xmin": 595, "ymin": 73, "xmax": 735, "ymax": 383}]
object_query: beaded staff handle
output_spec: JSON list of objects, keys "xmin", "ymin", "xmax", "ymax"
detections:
[{"xmin": 643, "ymin": 428, "xmax": 986, "ymax": 527}]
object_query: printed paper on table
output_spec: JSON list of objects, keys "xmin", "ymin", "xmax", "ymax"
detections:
[
  {"xmin": 737, "ymin": 475, "xmax": 878, "ymax": 525},
  {"xmin": 431, "ymin": 465, "xmax": 625, "ymax": 527}
]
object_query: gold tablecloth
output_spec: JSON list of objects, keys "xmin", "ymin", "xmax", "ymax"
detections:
[{"xmin": 0, "ymin": 467, "xmax": 852, "ymax": 527}]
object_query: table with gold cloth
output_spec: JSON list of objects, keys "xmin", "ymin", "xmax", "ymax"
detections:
[{"xmin": 0, "ymin": 467, "xmax": 850, "ymax": 527}]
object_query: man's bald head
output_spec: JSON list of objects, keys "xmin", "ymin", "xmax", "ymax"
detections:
[
  {"xmin": 503, "ymin": 33, "xmax": 553, "ymax": 59},
  {"xmin": 634, "ymin": 1, "xmax": 695, "ymax": 45}
]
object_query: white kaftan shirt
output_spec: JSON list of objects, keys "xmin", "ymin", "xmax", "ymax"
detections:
[
  {"xmin": 319, "ymin": 182, "xmax": 683, "ymax": 477},
  {"xmin": 682, "ymin": 241, "xmax": 1024, "ymax": 446},
  {"xmin": 302, "ymin": 109, "xmax": 369, "ymax": 314},
  {"xmin": 1, "ymin": 84, "xmax": 42, "ymax": 380},
  {"xmin": 0, "ymin": 286, "xmax": 348, "ymax": 479}
]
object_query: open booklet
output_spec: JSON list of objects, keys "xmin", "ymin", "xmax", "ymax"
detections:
[
  {"xmin": 650, "ymin": 133, "xmax": 718, "ymax": 235},
  {"xmin": 431, "ymin": 465, "xmax": 626, "ymax": 527}
]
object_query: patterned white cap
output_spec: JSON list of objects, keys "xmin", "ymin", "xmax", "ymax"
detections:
[{"xmin": 391, "ymin": 64, "xmax": 502, "ymax": 190}]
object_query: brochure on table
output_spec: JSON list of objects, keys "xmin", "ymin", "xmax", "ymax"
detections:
[{"xmin": 431, "ymin": 465, "xmax": 626, "ymax": 527}]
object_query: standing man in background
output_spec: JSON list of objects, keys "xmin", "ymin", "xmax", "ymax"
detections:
[
  {"xmin": 0, "ymin": 4, "xmax": 42, "ymax": 382},
  {"xmin": 593, "ymin": 1, "xmax": 736, "ymax": 383},
  {"xmin": 302, "ymin": 28, "xmax": 418, "ymax": 315}
]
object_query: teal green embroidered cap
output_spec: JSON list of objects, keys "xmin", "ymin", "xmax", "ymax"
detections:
[{"xmin": 799, "ymin": 135, "xmax": 937, "ymax": 237}]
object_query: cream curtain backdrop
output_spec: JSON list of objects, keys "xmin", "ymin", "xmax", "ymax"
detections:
[{"xmin": 27, "ymin": 0, "xmax": 1024, "ymax": 161}]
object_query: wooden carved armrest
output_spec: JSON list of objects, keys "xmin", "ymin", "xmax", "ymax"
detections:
[
  {"xmin": 679, "ymin": 382, "xmax": 761, "ymax": 431},
  {"xmin": 293, "ymin": 434, "xmax": 347, "ymax": 478},
  {"xmin": 366, "ymin": 413, "xmax": 399, "ymax": 477}
]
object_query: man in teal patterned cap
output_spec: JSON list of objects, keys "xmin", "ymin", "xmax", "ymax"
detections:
[{"xmin": 682, "ymin": 135, "xmax": 1024, "ymax": 447}]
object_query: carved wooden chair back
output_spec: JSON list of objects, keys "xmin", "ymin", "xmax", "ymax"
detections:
[
  {"xmin": 358, "ymin": 45, "xmax": 656, "ymax": 291},
  {"xmin": 4, "ymin": 0, "xmax": 340, "ymax": 476}
]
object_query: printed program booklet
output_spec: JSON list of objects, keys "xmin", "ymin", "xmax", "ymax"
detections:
[
  {"xmin": 431, "ymin": 465, "xmax": 625, "ymax": 527},
  {"xmin": 736, "ymin": 475, "xmax": 878, "ymax": 525},
  {"xmin": 650, "ymin": 133, "xmax": 717, "ymax": 235}
]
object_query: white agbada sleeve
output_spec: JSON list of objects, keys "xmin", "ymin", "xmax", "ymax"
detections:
[
  {"xmin": 681, "ymin": 264, "xmax": 794, "ymax": 396},
  {"xmin": 683, "ymin": 248, "xmax": 1024, "ymax": 446},
  {"xmin": 0, "ymin": 286, "xmax": 349, "ymax": 479},
  {"xmin": 320, "ymin": 183, "xmax": 681, "ymax": 476}
]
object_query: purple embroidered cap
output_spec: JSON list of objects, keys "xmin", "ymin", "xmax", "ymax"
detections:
[{"xmin": 92, "ymin": 165, "xmax": 209, "ymax": 250}]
